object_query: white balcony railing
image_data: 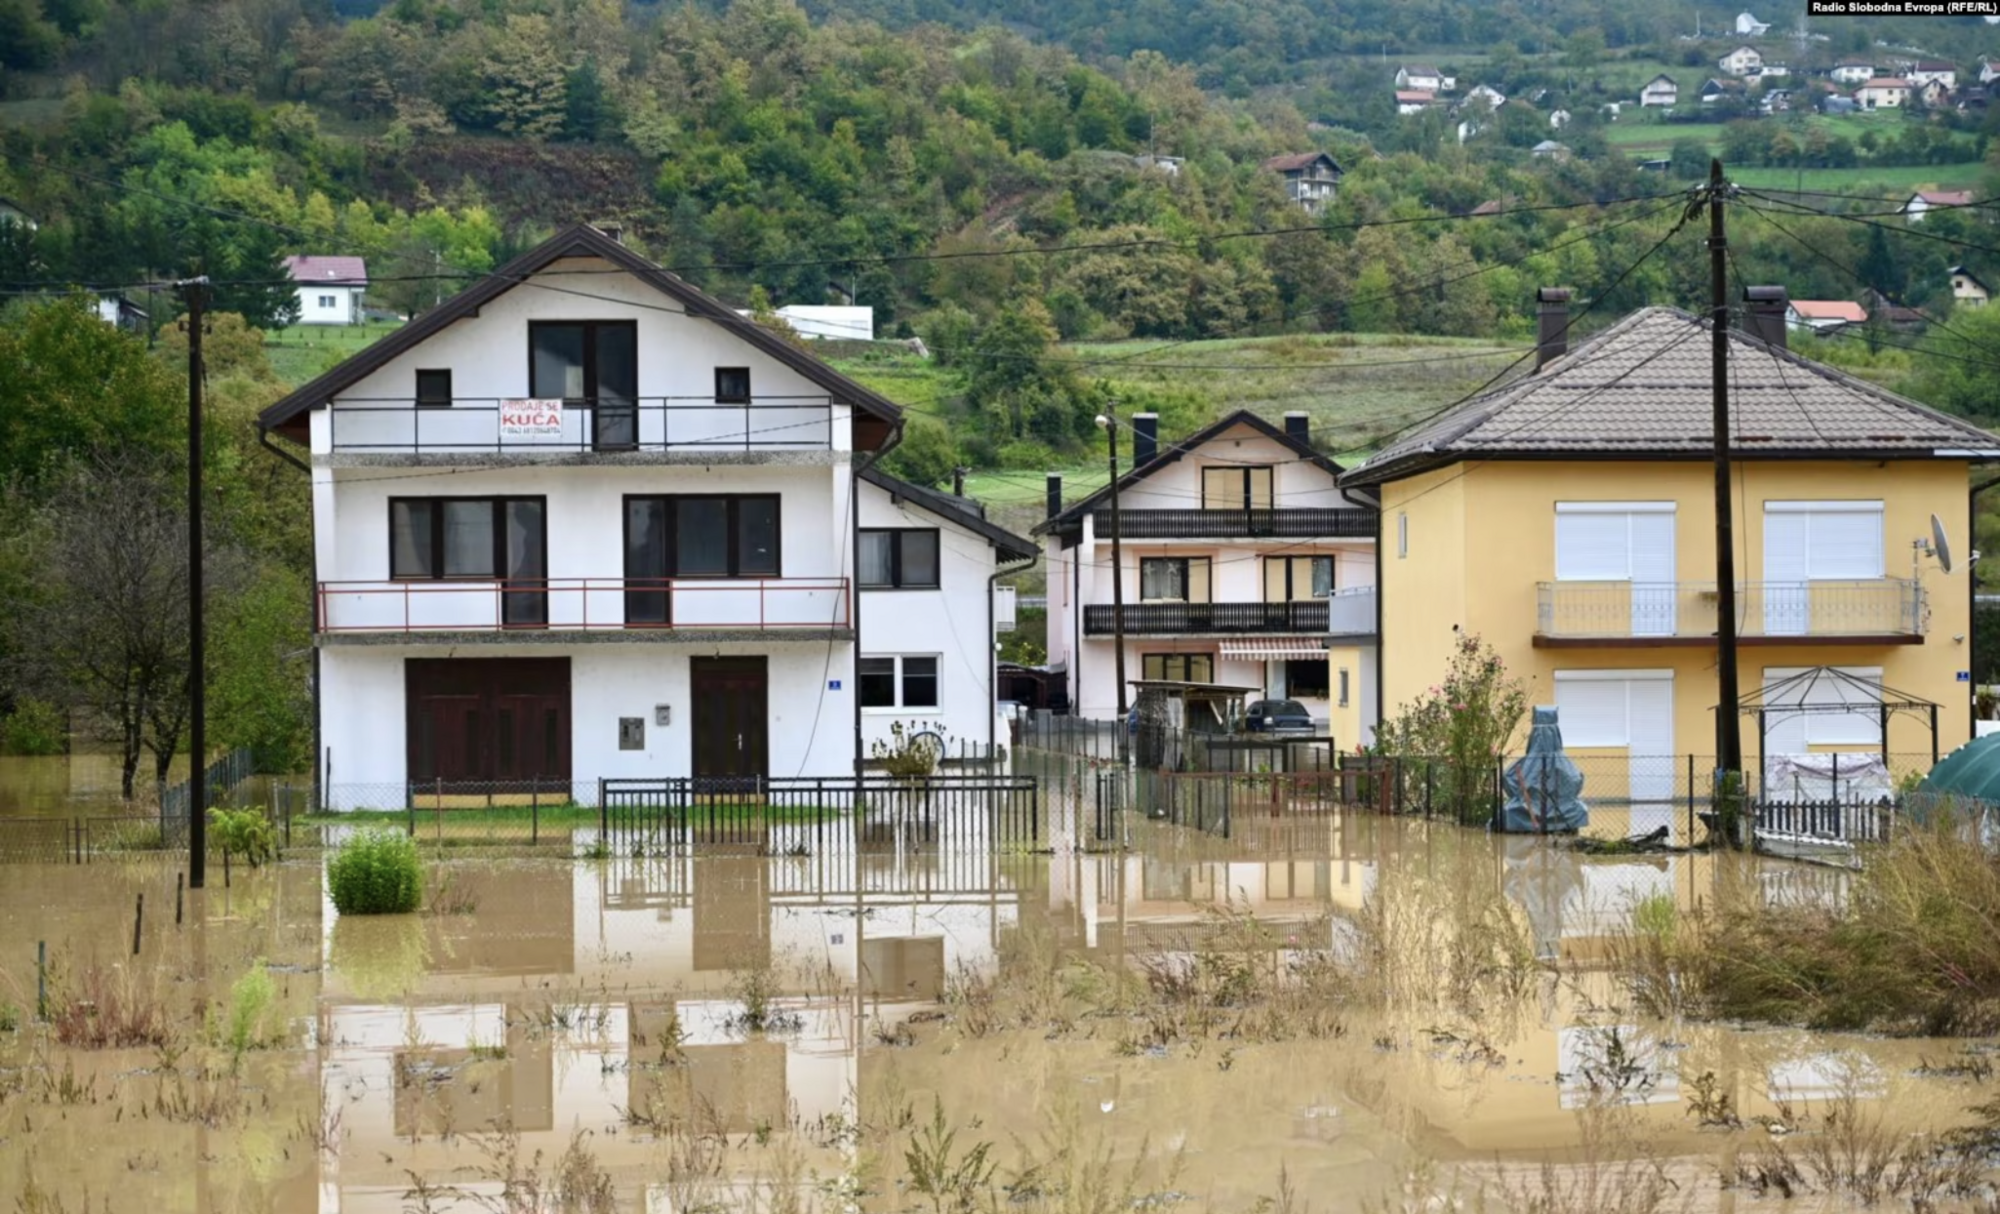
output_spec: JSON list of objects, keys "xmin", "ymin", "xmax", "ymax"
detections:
[{"xmin": 316, "ymin": 577, "xmax": 852, "ymax": 634}]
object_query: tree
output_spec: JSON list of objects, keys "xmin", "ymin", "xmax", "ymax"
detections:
[
  {"xmin": 6, "ymin": 457, "xmax": 243, "ymax": 799},
  {"xmin": 883, "ymin": 417, "xmax": 960, "ymax": 489},
  {"xmin": 0, "ymin": 297, "xmax": 182, "ymax": 494},
  {"xmin": 1669, "ymin": 137, "xmax": 1711, "ymax": 180}
]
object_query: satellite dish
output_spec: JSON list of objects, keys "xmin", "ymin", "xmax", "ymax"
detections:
[{"xmin": 1932, "ymin": 513, "xmax": 1954, "ymax": 574}]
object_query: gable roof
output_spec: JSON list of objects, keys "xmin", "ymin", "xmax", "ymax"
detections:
[
  {"xmin": 1787, "ymin": 300, "xmax": 1867, "ymax": 322},
  {"xmin": 257, "ymin": 224, "xmax": 902, "ymax": 448},
  {"xmin": 1914, "ymin": 189, "xmax": 1975, "ymax": 207},
  {"xmin": 1916, "ymin": 60, "xmax": 1958, "ymax": 71},
  {"xmin": 859, "ymin": 467, "xmax": 1035, "ymax": 562},
  {"xmin": 1342, "ymin": 306, "xmax": 2000, "ymax": 487},
  {"xmin": 1034, "ymin": 409, "xmax": 1358, "ymax": 537},
  {"xmin": 1950, "ymin": 264, "xmax": 1991, "ymax": 291},
  {"xmin": 1400, "ymin": 64, "xmax": 1443, "ymax": 77},
  {"xmin": 1643, "ymin": 73, "xmax": 1678, "ymax": 88},
  {"xmin": 1862, "ymin": 77, "xmax": 1912, "ymax": 88},
  {"xmin": 283, "ymin": 255, "xmax": 369, "ymax": 286},
  {"xmin": 1261, "ymin": 152, "xmax": 1342, "ymax": 173},
  {"xmin": 1394, "ymin": 91, "xmax": 1437, "ymax": 104}
]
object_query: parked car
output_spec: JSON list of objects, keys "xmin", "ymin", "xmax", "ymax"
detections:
[{"xmin": 1244, "ymin": 699, "xmax": 1316, "ymax": 735}]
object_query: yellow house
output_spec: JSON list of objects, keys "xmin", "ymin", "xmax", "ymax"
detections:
[{"xmin": 1342, "ymin": 295, "xmax": 1998, "ymax": 808}]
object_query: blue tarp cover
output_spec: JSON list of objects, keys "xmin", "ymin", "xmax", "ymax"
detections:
[{"xmin": 1501, "ymin": 706, "xmax": 1589, "ymax": 832}]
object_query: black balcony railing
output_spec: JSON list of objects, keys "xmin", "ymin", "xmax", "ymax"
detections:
[
  {"xmin": 1089, "ymin": 508, "xmax": 1375, "ymax": 539},
  {"xmin": 1084, "ymin": 601, "xmax": 1331, "ymax": 636}
]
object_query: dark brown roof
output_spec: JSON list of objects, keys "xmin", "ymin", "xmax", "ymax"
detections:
[
  {"xmin": 257, "ymin": 224, "xmax": 903, "ymax": 448},
  {"xmin": 1343, "ymin": 307, "xmax": 2000, "ymax": 486},
  {"xmin": 1034, "ymin": 409, "xmax": 1365, "ymax": 537},
  {"xmin": 859, "ymin": 466, "xmax": 1036, "ymax": 562},
  {"xmin": 1260, "ymin": 152, "xmax": 1342, "ymax": 174}
]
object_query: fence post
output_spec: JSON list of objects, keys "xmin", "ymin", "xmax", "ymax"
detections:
[
  {"xmin": 531, "ymin": 785, "xmax": 540, "ymax": 847},
  {"xmin": 1686, "ymin": 754, "xmax": 1695, "ymax": 846},
  {"xmin": 598, "ymin": 778, "xmax": 608, "ymax": 844}
]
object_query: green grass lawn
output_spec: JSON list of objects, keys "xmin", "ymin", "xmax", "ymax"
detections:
[
  {"xmin": 266, "ymin": 320, "xmax": 404, "ymax": 388},
  {"xmin": 1730, "ymin": 163, "xmax": 1988, "ymax": 192}
]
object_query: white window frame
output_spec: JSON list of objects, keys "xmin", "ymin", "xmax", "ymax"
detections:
[
  {"xmin": 1552, "ymin": 669, "xmax": 1674, "ymax": 749},
  {"xmin": 1763, "ymin": 500, "xmax": 1885, "ymax": 579},
  {"xmin": 1396, "ymin": 513, "xmax": 1408, "ymax": 559},
  {"xmin": 858, "ymin": 654, "xmax": 943, "ymax": 713}
]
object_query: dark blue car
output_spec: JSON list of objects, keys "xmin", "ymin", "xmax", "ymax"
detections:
[{"xmin": 1244, "ymin": 699, "xmax": 1315, "ymax": 735}]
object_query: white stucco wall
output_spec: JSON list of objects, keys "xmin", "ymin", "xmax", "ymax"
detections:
[
  {"xmin": 857, "ymin": 478, "xmax": 1020, "ymax": 758},
  {"xmin": 295, "ymin": 284, "xmax": 359, "ymax": 325},
  {"xmin": 320, "ymin": 640, "xmax": 857, "ymax": 802}
]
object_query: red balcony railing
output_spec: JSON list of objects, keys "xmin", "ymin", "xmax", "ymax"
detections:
[{"xmin": 316, "ymin": 577, "xmax": 852, "ymax": 634}]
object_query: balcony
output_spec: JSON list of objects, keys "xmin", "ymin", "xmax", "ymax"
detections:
[
  {"xmin": 1090, "ymin": 508, "xmax": 1376, "ymax": 540},
  {"xmin": 1534, "ymin": 580, "xmax": 1925, "ymax": 647},
  {"xmin": 325, "ymin": 396, "xmax": 835, "ymax": 459},
  {"xmin": 1327, "ymin": 586, "xmax": 1377, "ymax": 636},
  {"xmin": 316, "ymin": 577, "xmax": 851, "ymax": 640},
  {"xmin": 1084, "ymin": 601, "xmax": 1330, "ymax": 636}
]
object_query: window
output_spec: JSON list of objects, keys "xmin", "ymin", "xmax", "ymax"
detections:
[
  {"xmin": 1555, "ymin": 502, "xmax": 1677, "ymax": 635},
  {"xmin": 530, "ymin": 321, "xmax": 638, "ymax": 449},
  {"xmin": 390, "ymin": 498, "xmax": 546, "ymax": 581},
  {"xmin": 1397, "ymin": 513, "xmax": 1408, "ymax": 559},
  {"xmin": 860, "ymin": 655, "xmax": 939, "ymax": 709},
  {"xmin": 1143, "ymin": 654, "xmax": 1213, "ymax": 683},
  {"xmin": 715, "ymin": 367, "xmax": 752, "ymax": 403},
  {"xmin": 1338, "ymin": 668, "xmax": 1351, "ymax": 708},
  {"xmin": 1763, "ymin": 502, "xmax": 1885, "ymax": 636},
  {"xmin": 1139, "ymin": 557, "xmax": 1211, "ymax": 602},
  {"xmin": 1285, "ymin": 659, "xmax": 1330, "ymax": 697},
  {"xmin": 624, "ymin": 496, "xmax": 781, "ymax": 591},
  {"xmin": 1201, "ymin": 466, "xmax": 1274, "ymax": 511},
  {"xmin": 416, "ymin": 369, "xmax": 453, "ymax": 409},
  {"xmin": 317, "ymin": 294, "xmax": 336, "ymax": 308},
  {"xmin": 859, "ymin": 529, "xmax": 941, "ymax": 589},
  {"xmin": 1263, "ymin": 556, "xmax": 1334, "ymax": 602}
]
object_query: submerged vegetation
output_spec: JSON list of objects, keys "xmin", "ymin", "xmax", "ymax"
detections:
[{"xmin": 325, "ymin": 825, "xmax": 424, "ymax": 915}]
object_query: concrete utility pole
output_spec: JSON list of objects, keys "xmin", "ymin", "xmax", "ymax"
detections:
[
  {"xmin": 1707, "ymin": 160, "xmax": 1745, "ymax": 836},
  {"xmin": 182, "ymin": 276, "xmax": 210, "ymax": 888},
  {"xmin": 1097, "ymin": 409, "xmax": 1129, "ymax": 721}
]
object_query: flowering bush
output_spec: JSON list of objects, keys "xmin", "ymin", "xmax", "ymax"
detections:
[{"xmin": 1373, "ymin": 633, "xmax": 1529, "ymax": 824}]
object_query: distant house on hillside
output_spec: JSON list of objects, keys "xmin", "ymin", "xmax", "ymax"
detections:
[
  {"xmin": 95, "ymin": 294, "xmax": 148, "ymax": 334},
  {"xmin": 1981, "ymin": 57, "xmax": 2000, "ymax": 84},
  {"xmin": 1395, "ymin": 64, "xmax": 1453, "ymax": 91},
  {"xmin": 1831, "ymin": 59, "xmax": 1876, "ymax": 85},
  {"xmin": 1950, "ymin": 265, "xmax": 1990, "ymax": 306},
  {"xmin": 1133, "ymin": 153, "xmax": 1184, "ymax": 176},
  {"xmin": 1469, "ymin": 199, "xmax": 1506, "ymax": 216},
  {"xmin": 1861, "ymin": 288, "xmax": 1928, "ymax": 331},
  {"xmin": 1906, "ymin": 189, "xmax": 1974, "ymax": 221},
  {"xmin": 1910, "ymin": 61, "xmax": 1959, "ymax": 88},
  {"xmin": 1463, "ymin": 83, "xmax": 1507, "ymax": 109},
  {"xmin": 1395, "ymin": 89, "xmax": 1437, "ymax": 115},
  {"xmin": 1785, "ymin": 300, "xmax": 1867, "ymax": 332},
  {"xmin": 1856, "ymin": 78, "xmax": 1911, "ymax": 109},
  {"xmin": 283, "ymin": 255, "xmax": 369, "ymax": 326},
  {"xmin": 1549, "ymin": 108, "xmax": 1572, "ymax": 129},
  {"xmin": 1699, "ymin": 78, "xmax": 1746, "ymax": 104},
  {"xmin": 1736, "ymin": 10, "xmax": 1772, "ymax": 34},
  {"xmin": 1640, "ymin": 74, "xmax": 1679, "ymax": 106},
  {"xmin": 0, "ymin": 197, "xmax": 35, "ymax": 229},
  {"xmin": 1260, "ymin": 152, "xmax": 1343, "ymax": 214},
  {"xmin": 1531, "ymin": 140, "xmax": 1569, "ymax": 160},
  {"xmin": 1720, "ymin": 46, "xmax": 1764, "ymax": 77},
  {"xmin": 1822, "ymin": 94, "xmax": 1859, "ymax": 115},
  {"xmin": 1917, "ymin": 78, "xmax": 1953, "ymax": 107}
]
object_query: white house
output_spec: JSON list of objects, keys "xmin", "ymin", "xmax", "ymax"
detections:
[
  {"xmin": 855, "ymin": 466, "xmax": 1036, "ymax": 758},
  {"xmin": 1463, "ymin": 83, "xmax": 1507, "ymax": 109},
  {"xmin": 1395, "ymin": 90, "xmax": 1437, "ymax": 115},
  {"xmin": 1719, "ymin": 46, "xmax": 1764, "ymax": 77},
  {"xmin": 1549, "ymin": 108, "xmax": 1573, "ymax": 129},
  {"xmin": 253, "ymin": 223, "xmax": 1017, "ymax": 806},
  {"xmin": 1950, "ymin": 265, "xmax": 1990, "ymax": 306},
  {"xmin": 283, "ymin": 255, "xmax": 369, "ymax": 326},
  {"xmin": 1640, "ymin": 74, "xmax": 1679, "ymax": 107},
  {"xmin": 1531, "ymin": 139, "xmax": 1570, "ymax": 160},
  {"xmin": 1260, "ymin": 152, "xmax": 1343, "ymax": 213},
  {"xmin": 1831, "ymin": 60, "xmax": 1876, "ymax": 86},
  {"xmin": 1980, "ymin": 58, "xmax": 2000, "ymax": 84},
  {"xmin": 1735, "ymin": 11, "xmax": 1771, "ymax": 35},
  {"xmin": 1857, "ymin": 78, "xmax": 1912, "ymax": 109},
  {"xmin": 1037, "ymin": 410, "xmax": 1380, "ymax": 745},
  {"xmin": 1910, "ymin": 60, "xmax": 1959, "ymax": 89},
  {"xmin": 777, "ymin": 306, "xmax": 875, "ymax": 341},
  {"xmin": 1906, "ymin": 189, "xmax": 1974, "ymax": 221},
  {"xmin": 1395, "ymin": 64, "xmax": 1450, "ymax": 92},
  {"xmin": 94, "ymin": 294, "xmax": 148, "ymax": 333}
]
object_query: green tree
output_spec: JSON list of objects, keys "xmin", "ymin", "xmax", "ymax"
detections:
[
  {"xmin": 0, "ymin": 297, "xmax": 182, "ymax": 493},
  {"xmin": 883, "ymin": 417, "xmax": 960, "ymax": 489}
]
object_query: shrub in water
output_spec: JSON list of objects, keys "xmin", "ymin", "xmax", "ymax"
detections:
[{"xmin": 326, "ymin": 827, "xmax": 423, "ymax": 915}]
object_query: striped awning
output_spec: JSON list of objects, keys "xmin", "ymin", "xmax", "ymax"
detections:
[{"xmin": 1219, "ymin": 638, "xmax": 1327, "ymax": 660}]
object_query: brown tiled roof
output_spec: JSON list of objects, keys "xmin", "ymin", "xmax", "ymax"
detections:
[
  {"xmin": 1917, "ymin": 190, "xmax": 1975, "ymax": 206},
  {"xmin": 283, "ymin": 255, "xmax": 369, "ymax": 285},
  {"xmin": 1788, "ymin": 300, "xmax": 1867, "ymax": 322},
  {"xmin": 1394, "ymin": 90, "xmax": 1436, "ymax": 103},
  {"xmin": 1262, "ymin": 151, "xmax": 1340, "ymax": 172},
  {"xmin": 1343, "ymin": 307, "xmax": 2000, "ymax": 486},
  {"xmin": 1862, "ymin": 77, "xmax": 1911, "ymax": 89}
]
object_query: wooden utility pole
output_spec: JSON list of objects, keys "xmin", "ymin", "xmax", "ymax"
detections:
[
  {"xmin": 1707, "ymin": 161, "xmax": 1745, "ymax": 834},
  {"xmin": 183, "ymin": 277, "xmax": 209, "ymax": 888}
]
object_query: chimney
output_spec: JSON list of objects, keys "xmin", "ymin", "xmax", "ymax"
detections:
[
  {"xmin": 1283, "ymin": 411, "xmax": 1311, "ymax": 444},
  {"xmin": 1046, "ymin": 472, "xmax": 1062, "ymax": 519},
  {"xmin": 597, "ymin": 221, "xmax": 625, "ymax": 245},
  {"xmin": 1743, "ymin": 285, "xmax": 1788, "ymax": 352},
  {"xmin": 1536, "ymin": 287, "xmax": 1573, "ymax": 369},
  {"xmin": 952, "ymin": 466, "xmax": 967, "ymax": 497},
  {"xmin": 1132, "ymin": 413, "xmax": 1158, "ymax": 464}
]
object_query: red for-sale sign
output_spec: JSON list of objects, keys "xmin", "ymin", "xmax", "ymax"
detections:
[{"xmin": 499, "ymin": 398, "xmax": 564, "ymax": 438}]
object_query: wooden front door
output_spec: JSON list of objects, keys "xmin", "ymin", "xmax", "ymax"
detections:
[
  {"xmin": 407, "ymin": 658, "xmax": 571, "ymax": 791},
  {"xmin": 691, "ymin": 657, "xmax": 767, "ymax": 791}
]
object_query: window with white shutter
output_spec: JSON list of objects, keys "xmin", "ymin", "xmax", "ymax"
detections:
[
  {"xmin": 1763, "ymin": 502, "xmax": 1884, "ymax": 634},
  {"xmin": 1555, "ymin": 503, "xmax": 1676, "ymax": 634}
]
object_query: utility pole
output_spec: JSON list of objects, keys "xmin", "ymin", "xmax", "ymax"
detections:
[
  {"xmin": 1707, "ymin": 160, "xmax": 1745, "ymax": 837},
  {"xmin": 1096, "ymin": 409, "xmax": 1129, "ymax": 721},
  {"xmin": 183, "ymin": 277, "xmax": 209, "ymax": 889}
]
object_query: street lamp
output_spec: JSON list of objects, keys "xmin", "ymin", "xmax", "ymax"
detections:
[{"xmin": 1096, "ymin": 411, "xmax": 1129, "ymax": 722}]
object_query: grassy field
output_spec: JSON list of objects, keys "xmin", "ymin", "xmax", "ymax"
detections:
[{"xmin": 265, "ymin": 320, "xmax": 404, "ymax": 385}]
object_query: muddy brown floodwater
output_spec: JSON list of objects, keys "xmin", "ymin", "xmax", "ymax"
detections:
[{"xmin": 1, "ymin": 783, "xmax": 1997, "ymax": 1212}]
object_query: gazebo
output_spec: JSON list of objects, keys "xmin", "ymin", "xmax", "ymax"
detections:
[{"xmin": 1728, "ymin": 666, "xmax": 1941, "ymax": 768}]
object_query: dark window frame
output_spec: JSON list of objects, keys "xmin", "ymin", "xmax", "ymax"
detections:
[
  {"xmin": 621, "ymin": 494, "xmax": 785, "ymax": 581},
  {"xmin": 715, "ymin": 367, "xmax": 752, "ymax": 404},
  {"xmin": 527, "ymin": 319, "xmax": 639, "ymax": 407},
  {"xmin": 416, "ymin": 368, "xmax": 453, "ymax": 408},
  {"xmin": 1142, "ymin": 653, "xmax": 1214, "ymax": 683},
  {"xmin": 388, "ymin": 496, "xmax": 548, "ymax": 581},
  {"xmin": 858, "ymin": 528, "xmax": 942, "ymax": 590}
]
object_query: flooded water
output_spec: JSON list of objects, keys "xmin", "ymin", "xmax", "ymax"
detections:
[
  {"xmin": 0, "ymin": 752, "xmax": 194, "ymax": 817},
  {"xmin": 2, "ymin": 787, "xmax": 1997, "ymax": 1212}
]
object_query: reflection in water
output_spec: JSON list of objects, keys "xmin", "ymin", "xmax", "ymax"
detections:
[{"xmin": 0, "ymin": 790, "xmax": 1990, "ymax": 1211}]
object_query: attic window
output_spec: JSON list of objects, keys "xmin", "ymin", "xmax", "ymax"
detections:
[
  {"xmin": 416, "ymin": 369, "xmax": 452, "ymax": 409},
  {"xmin": 715, "ymin": 367, "xmax": 752, "ymax": 403}
]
